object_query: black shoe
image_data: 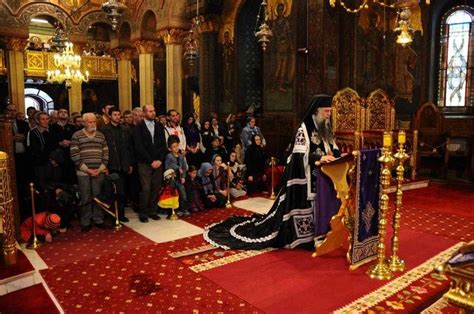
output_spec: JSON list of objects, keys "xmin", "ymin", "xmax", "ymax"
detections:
[
  {"xmin": 95, "ymin": 223, "xmax": 107, "ymax": 229},
  {"xmin": 119, "ymin": 216, "xmax": 129, "ymax": 223},
  {"xmin": 139, "ymin": 217, "xmax": 149, "ymax": 223},
  {"xmin": 81, "ymin": 225, "xmax": 93, "ymax": 233},
  {"xmin": 149, "ymin": 214, "xmax": 161, "ymax": 221}
]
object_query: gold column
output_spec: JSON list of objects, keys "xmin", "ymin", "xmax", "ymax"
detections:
[
  {"xmin": 6, "ymin": 38, "xmax": 27, "ymax": 114},
  {"xmin": 0, "ymin": 152, "xmax": 17, "ymax": 265},
  {"xmin": 68, "ymin": 81, "xmax": 82, "ymax": 114},
  {"xmin": 114, "ymin": 49, "xmax": 134, "ymax": 111},
  {"xmin": 134, "ymin": 40, "xmax": 156, "ymax": 107},
  {"xmin": 160, "ymin": 29, "xmax": 185, "ymax": 114}
]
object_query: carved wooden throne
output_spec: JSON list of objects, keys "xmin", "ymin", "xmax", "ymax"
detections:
[{"xmin": 331, "ymin": 87, "xmax": 364, "ymax": 153}]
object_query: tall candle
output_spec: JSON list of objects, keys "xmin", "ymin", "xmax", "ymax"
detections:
[
  {"xmin": 383, "ymin": 132, "xmax": 392, "ymax": 148},
  {"xmin": 398, "ymin": 131, "xmax": 406, "ymax": 145}
]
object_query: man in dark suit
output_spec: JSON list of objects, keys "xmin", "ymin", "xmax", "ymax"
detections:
[
  {"xmin": 99, "ymin": 106, "xmax": 134, "ymax": 222},
  {"xmin": 133, "ymin": 105, "xmax": 167, "ymax": 223}
]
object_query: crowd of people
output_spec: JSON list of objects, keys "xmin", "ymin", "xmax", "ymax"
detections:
[{"xmin": 6, "ymin": 102, "xmax": 271, "ymax": 241}]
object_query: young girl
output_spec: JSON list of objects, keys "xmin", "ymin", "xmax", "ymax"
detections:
[
  {"xmin": 211, "ymin": 154, "xmax": 228, "ymax": 199},
  {"xmin": 200, "ymin": 120, "xmax": 215, "ymax": 151},
  {"xmin": 228, "ymin": 151, "xmax": 247, "ymax": 198},
  {"xmin": 184, "ymin": 166, "xmax": 204, "ymax": 212}
]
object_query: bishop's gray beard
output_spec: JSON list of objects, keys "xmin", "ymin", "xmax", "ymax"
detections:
[{"xmin": 315, "ymin": 116, "xmax": 334, "ymax": 144}]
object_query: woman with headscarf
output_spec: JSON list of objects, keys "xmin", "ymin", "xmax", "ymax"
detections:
[
  {"xmin": 198, "ymin": 162, "xmax": 227, "ymax": 208},
  {"xmin": 200, "ymin": 120, "xmax": 215, "ymax": 152},
  {"xmin": 244, "ymin": 134, "xmax": 267, "ymax": 194},
  {"xmin": 204, "ymin": 95, "xmax": 341, "ymax": 250},
  {"xmin": 240, "ymin": 117, "xmax": 266, "ymax": 153}
]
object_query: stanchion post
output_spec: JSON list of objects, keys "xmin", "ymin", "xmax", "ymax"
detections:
[
  {"xmin": 112, "ymin": 182, "xmax": 122, "ymax": 231},
  {"xmin": 27, "ymin": 182, "xmax": 42, "ymax": 250},
  {"xmin": 225, "ymin": 162, "xmax": 232, "ymax": 208},
  {"xmin": 270, "ymin": 157, "xmax": 276, "ymax": 200}
]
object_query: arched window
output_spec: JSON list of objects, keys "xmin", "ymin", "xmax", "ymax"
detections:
[
  {"xmin": 438, "ymin": 7, "xmax": 473, "ymax": 107},
  {"xmin": 24, "ymin": 88, "xmax": 54, "ymax": 113}
]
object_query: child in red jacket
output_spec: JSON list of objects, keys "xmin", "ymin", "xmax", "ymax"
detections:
[{"xmin": 20, "ymin": 212, "xmax": 61, "ymax": 243}]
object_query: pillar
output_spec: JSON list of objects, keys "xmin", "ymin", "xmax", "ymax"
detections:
[
  {"xmin": 6, "ymin": 38, "xmax": 27, "ymax": 113},
  {"xmin": 198, "ymin": 17, "xmax": 220, "ymax": 119},
  {"xmin": 68, "ymin": 81, "xmax": 82, "ymax": 114},
  {"xmin": 115, "ymin": 49, "xmax": 133, "ymax": 111},
  {"xmin": 160, "ymin": 29, "xmax": 185, "ymax": 114},
  {"xmin": 134, "ymin": 40, "xmax": 156, "ymax": 107}
]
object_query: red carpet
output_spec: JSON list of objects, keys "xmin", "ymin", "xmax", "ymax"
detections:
[
  {"xmin": 0, "ymin": 284, "xmax": 59, "ymax": 313},
  {"xmin": 40, "ymin": 242, "xmax": 262, "ymax": 313},
  {"xmin": 36, "ymin": 222, "xmax": 154, "ymax": 267},
  {"xmin": 201, "ymin": 230, "xmax": 458, "ymax": 313},
  {"xmin": 403, "ymin": 182, "xmax": 474, "ymax": 218},
  {"xmin": 180, "ymin": 206, "xmax": 253, "ymax": 228},
  {"xmin": 0, "ymin": 250, "xmax": 34, "ymax": 281},
  {"xmin": 12, "ymin": 182, "xmax": 472, "ymax": 313},
  {"xmin": 399, "ymin": 183, "xmax": 474, "ymax": 242}
]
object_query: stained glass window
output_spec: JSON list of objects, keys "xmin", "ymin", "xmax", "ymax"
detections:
[{"xmin": 438, "ymin": 8, "xmax": 473, "ymax": 107}]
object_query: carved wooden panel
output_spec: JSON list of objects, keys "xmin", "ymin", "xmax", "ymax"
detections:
[
  {"xmin": 0, "ymin": 49, "xmax": 6, "ymax": 75},
  {"xmin": 445, "ymin": 118, "xmax": 474, "ymax": 137},
  {"xmin": 332, "ymin": 87, "xmax": 365, "ymax": 132},
  {"xmin": 366, "ymin": 89, "xmax": 395, "ymax": 131}
]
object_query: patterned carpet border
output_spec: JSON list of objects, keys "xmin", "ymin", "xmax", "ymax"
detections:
[
  {"xmin": 334, "ymin": 242, "xmax": 463, "ymax": 313},
  {"xmin": 168, "ymin": 245, "xmax": 216, "ymax": 258},
  {"xmin": 420, "ymin": 296, "xmax": 451, "ymax": 314},
  {"xmin": 190, "ymin": 248, "xmax": 276, "ymax": 273}
]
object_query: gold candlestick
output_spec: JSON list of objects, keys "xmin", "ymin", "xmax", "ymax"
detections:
[
  {"xmin": 225, "ymin": 162, "xmax": 232, "ymax": 208},
  {"xmin": 389, "ymin": 135, "xmax": 409, "ymax": 272},
  {"xmin": 367, "ymin": 138, "xmax": 394, "ymax": 280},
  {"xmin": 27, "ymin": 183, "xmax": 42, "ymax": 250},
  {"xmin": 270, "ymin": 157, "xmax": 276, "ymax": 200}
]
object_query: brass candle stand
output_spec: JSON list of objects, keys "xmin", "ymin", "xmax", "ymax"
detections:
[
  {"xmin": 270, "ymin": 157, "xmax": 276, "ymax": 200},
  {"xmin": 225, "ymin": 162, "xmax": 232, "ymax": 208},
  {"xmin": 388, "ymin": 132, "xmax": 409, "ymax": 272},
  {"xmin": 168, "ymin": 206, "xmax": 179, "ymax": 220},
  {"xmin": 367, "ymin": 133, "xmax": 394, "ymax": 280},
  {"xmin": 27, "ymin": 183, "xmax": 42, "ymax": 250}
]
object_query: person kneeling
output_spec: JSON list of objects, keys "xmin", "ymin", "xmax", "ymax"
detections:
[
  {"xmin": 198, "ymin": 163, "xmax": 226, "ymax": 208},
  {"xmin": 20, "ymin": 212, "xmax": 61, "ymax": 243}
]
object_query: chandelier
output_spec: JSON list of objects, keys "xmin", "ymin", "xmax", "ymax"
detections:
[
  {"xmin": 47, "ymin": 42, "xmax": 89, "ymax": 88},
  {"xmin": 101, "ymin": 0, "xmax": 128, "ymax": 31},
  {"xmin": 183, "ymin": 0, "xmax": 200, "ymax": 66},
  {"xmin": 254, "ymin": 0, "xmax": 272, "ymax": 51},
  {"xmin": 394, "ymin": 6, "xmax": 414, "ymax": 46},
  {"xmin": 329, "ymin": 0, "xmax": 431, "ymax": 46}
]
